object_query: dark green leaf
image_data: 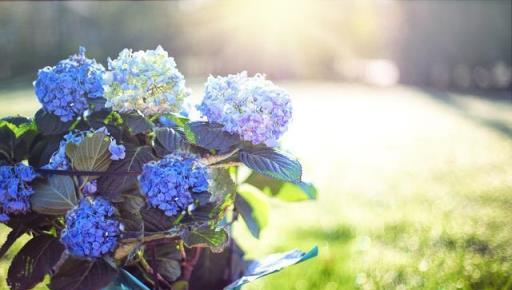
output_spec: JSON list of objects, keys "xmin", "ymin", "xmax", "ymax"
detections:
[
  {"xmin": 114, "ymin": 193, "xmax": 145, "ymax": 262},
  {"xmin": 7, "ymin": 234, "xmax": 65, "ymax": 290},
  {"xmin": 123, "ymin": 112, "xmax": 154, "ymax": 135},
  {"xmin": 0, "ymin": 124, "xmax": 16, "ymax": 162},
  {"xmin": 186, "ymin": 121, "xmax": 240, "ymax": 153},
  {"xmin": 225, "ymin": 246, "xmax": 319, "ymax": 290},
  {"xmin": 0, "ymin": 226, "xmax": 28, "ymax": 259},
  {"xmin": 28, "ymin": 134, "xmax": 63, "ymax": 168},
  {"xmin": 153, "ymin": 127, "xmax": 190, "ymax": 157},
  {"xmin": 34, "ymin": 109, "xmax": 73, "ymax": 135},
  {"xmin": 97, "ymin": 146, "xmax": 155, "ymax": 199},
  {"xmin": 1, "ymin": 116, "xmax": 31, "ymax": 127},
  {"xmin": 50, "ymin": 257, "xmax": 118, "ymax": 290},
  {"xmin": 235, "ymin": 184, "xmax": 269, "ymax": 239},
  {"xmin": 189, "ymin": 241, "xmax": 245, "ymax": 290},
  {"xmin": 14, "ymin": 124, "xmax": 38, "ymax": 163},
  {"xmin": 68, "ymin": 131, "xmax": 112, "ymax": 181},
  {"xmin": 86, "ymin": 110, "xmax": 123, "ymax": 141},
  {"xmin": 31, "ymin": 175, "xmax": 78, "ymax": 215},
  {"xmin": 144, "ymin": 244, "xmax": 181, "ymax": 282},
  {"xmin": 182, "ymin": 226, "xmax": 229, "ymax": 253},
  {"xmin": 239, "ymin": 147, "xmax": 302, "ymax": 183},
  {"xmin": 141, "ymin": 208, "xmax": 176, "ymax": 233}
]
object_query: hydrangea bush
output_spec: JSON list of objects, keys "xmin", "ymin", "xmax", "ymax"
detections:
[{"xmin": 0, "ymin": 47, "xmax": 317, "ymax": 290}]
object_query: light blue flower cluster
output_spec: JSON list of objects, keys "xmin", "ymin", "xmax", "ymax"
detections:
[
  {"xmin": 108, "ymin": 139, "xmax": 126, "ymax": 161},
  {"xmin": 82, "ymin": 180, "xmax": 97, "ymax": 196},
  {"xmin": 61, "ymin": 197, "xmax": 121, "ymax": 258},
  {"xmin": 138, "ymin": 153, "xmax": 209, "ymax": 217},
  {"xmin": 197, "ymin": 72, "xmax": 292, "ymax": 147},
  {"xmin": 34, "ymin": 47, "xmax": 105, "ymax": 122},
  {"xmin": 0, "ymin": 164, "xmax": 37, "ymax": 222},
  {"xmin": 104, "ymin": 46, "xmax": 190, "ymax": 116},
  {"xmin": 44, "ymin": 127, "xmax": 126, "ymax": 170}
]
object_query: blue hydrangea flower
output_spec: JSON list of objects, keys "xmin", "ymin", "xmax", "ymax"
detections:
[
  {"xmin": 61, "ymin": 197, "xmax": 121, "ymax": 258},
  {"xmin": 34, "ymin": 47, "xmax": 105, "ymax": 122},
  {"xmin": 197, "ymin": 72, "xmax": 292, "ymax": 147},
  {"xmin": 109, "ymin": 139, "xmax": 126, "ymax": 161},
  {"xmin": 44, "ymin": 131, "xmax": 85, "ymax": 170},
  {"xmin": 0, "ymin": 163, "xmax": 37, "ymax": 222},
  {"xmin": 82, "ymin": 180, "xmax": 97, "ymax": 196},
  {"xmin": 104, "ymin": 46, "xmax": 191, "ymax": 116},
  {"xmin": 138, "ymin": 153, "xmax": 209, "ymax": 217}
]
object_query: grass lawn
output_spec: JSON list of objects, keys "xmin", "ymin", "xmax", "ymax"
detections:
[{"xmin": 1, "ymin": 83, "xmax": 511, "ymax": 290}]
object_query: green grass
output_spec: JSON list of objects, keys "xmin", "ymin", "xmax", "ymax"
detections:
[{"xmin": 1, "ymin": 83, "xmax": 511, "ymax": 290}]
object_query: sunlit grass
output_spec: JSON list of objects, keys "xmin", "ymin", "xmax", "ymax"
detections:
[{"xmin": 1, "ymin": 83, "xmax": 511, "ymax": 290}]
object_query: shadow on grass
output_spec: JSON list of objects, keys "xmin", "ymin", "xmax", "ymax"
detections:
[{"xmin": 421, "ymin": 88, "xmax": 512, "ymax": 139}]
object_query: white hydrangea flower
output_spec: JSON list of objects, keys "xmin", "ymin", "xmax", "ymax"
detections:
[{"xmin": 104, "ymin": 46, "xmax": 190, "ymax": 116}]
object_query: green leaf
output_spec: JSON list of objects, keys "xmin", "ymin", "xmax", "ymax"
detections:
[
  {"xmin": 0, "ymin": 118, "xmax": 38, "ymax": 162},
  {"xmin": 50, "ymin": 257, "xmax": 118, "ymax": 290},
  {"xmin": 182, "ymin": 227, "xmax": 229, "ymax": 253},
  {"xmin": 209, "ymin": 168, "xmax": 236, "ymax": 204},
  {"xmin": 103, "ymin": 269, "xmax": 150, "ymax": 290},
  {"xmin": 31, "ymin": 175, "xmax": 78, "ymax": 215},
  {"xmin": 224, "ymin": 246, "xmax": 319, "ymax": 290},
  {"xmin": 244, "ymin": 172, "xmax": 316, "ymax": 201},
  {"xmin": 205, "ymin": 168, "xmax": 236, "ymax": 224},
  {"xmin": 123, "ymin": 112, "xmax": 154, "ymax": 134},
  {"xmin": 34, "ymin": 109, "xmax": 73, "ymax": 135},
  {"xmin": 170, "ymin": 281, "xmax": 189, "ymax": 290},
  {"xmin": 7, "ymin": 234, "xmax": 65, "ymax": 290},
  {"xmin": 239, "ymin": 147, "xmax": 302, "ymax": 183},
  {"xmin": 235, "ymin": 184, "xmax": 269, "ymax": 239},
  {"xmin": 97, "ymin": 145, "xmax": 155, "ymax": 199},
  {"xmin": 186, "ymin": 121, "xmax": 240, "ymax": 153},
  {"xmin": 274, "ymin": 181, "xmax": 317, "ymax": 201},
  {"xmin": 68, "ymin": 131, "xmax": 112, "ymax": 181},
  {"xmin": 153, "ymin": 127, "xmax": 190, "ymax": 157},
  {"xmin": 144, "ymin": 244, "xmax": 181, "ymax": 282}
]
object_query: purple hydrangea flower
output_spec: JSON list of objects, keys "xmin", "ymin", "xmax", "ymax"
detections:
[
  {"xmin": 109, "ymin": 139, "xmax": 126, "ymax": 161},
  {"xmin": 61, "ymin": 197, "xmax": 121, "ymax": 258},
  {"xmin": 197, "ymin": 72, "xmax": 292, "ymax": 147},
  {"xmin": 0, "ymin": 163, "xmax": 38, "ymax": 222},
  {"xmin": 138, "ymin": 152, "xmax": 209, "ymax": 217},
  {"xmin": 34, "ymin": 47, "xmax": 105, "ymax": 122}
]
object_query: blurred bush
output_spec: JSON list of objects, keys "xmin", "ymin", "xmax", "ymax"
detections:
[{"xmin": 0, "ymin": 0, "xmax": 510, "ymax": 90}]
